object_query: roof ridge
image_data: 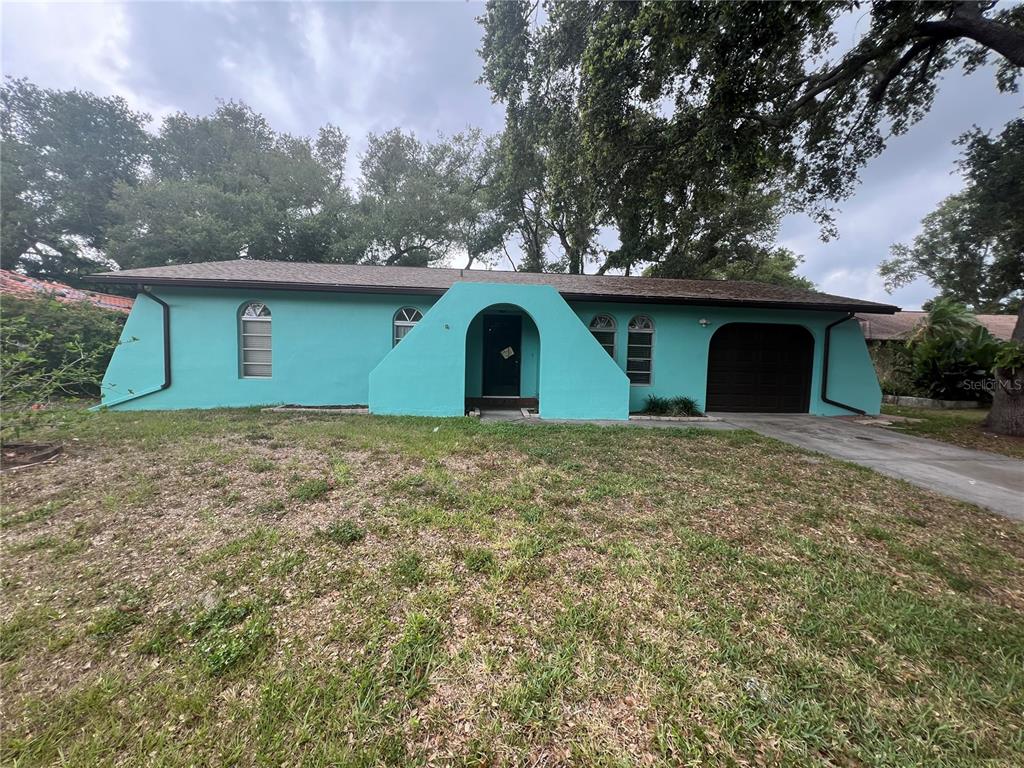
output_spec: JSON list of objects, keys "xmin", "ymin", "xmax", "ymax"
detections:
[{"xmin": 87, "ymin": 259, "xmax": 900, "ymax": 313}]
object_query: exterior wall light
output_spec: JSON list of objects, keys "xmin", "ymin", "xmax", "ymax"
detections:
[{"xmin": 698, "ymin": 318, "xmax": 710, "ymax": 328}]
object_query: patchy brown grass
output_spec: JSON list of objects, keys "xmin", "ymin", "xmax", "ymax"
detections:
[
  {"xmin": 2, "ymin": 410, "xmax": 1023, "ymax": 766},
  {"xmin": 882, "ymin": 404, "xmax": 1024, "ymax": 459}
]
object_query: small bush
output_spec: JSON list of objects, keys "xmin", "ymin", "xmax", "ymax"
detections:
[
  {"xmin": 642, "ymin": 395, "xmax": 702, "ymax": 417},
  {"xmin": 289, "ymin": 477, "xmax": 330, "ymax": 502},
  {"xmin": 319, "ymin": 520, "xmax": 365, "ymax": 546},
  {"xmin": 1, "ymin": 295, "xmax": 127, "ymax": 436},
  {"xmin": 902, "ymin": 298, "xmax": 1005, "ymax": 402},
  {"xmin": 869, "ymin": 342, "xmax": 923, "ymax": 396}
]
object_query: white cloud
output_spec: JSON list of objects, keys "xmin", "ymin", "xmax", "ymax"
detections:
[
  {"xmin": 0, "ymin": 1, "xmax": 172, "ymax": 128},
  {"xmin": 218, "ymin": 47, "xmax": 303, "ymax": 134},
  {"xmin": 290, "ymin": 3, "xmax": 331, "ymax": 82}
]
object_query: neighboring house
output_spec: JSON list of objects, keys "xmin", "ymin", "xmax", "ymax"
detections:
[
  {"xmin": 86, "ymin": 260, "xmax": 898, "ymax": 419},
  {"xmin": 0, "ymin": 268, "xmax": 134, "ymax": 314},
  {"xmin": 856, "ymin": 310, "xmax": 1016, "ymax": 343}
]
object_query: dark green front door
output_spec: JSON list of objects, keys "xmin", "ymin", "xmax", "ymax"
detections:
[{"xmin": 482, "ymin": 315, "xmax": 522, "ymax": 397}]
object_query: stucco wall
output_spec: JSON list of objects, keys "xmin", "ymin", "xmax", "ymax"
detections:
[
  {"xmin": 100, "ymin": 284, "xmax": 881, "ymax": 416},
  {"xmin": 370, "ymin": 283, "xmax": 629, "ymax": 420},
  {"xmin": 567, "ymin": 301, "xmax": 881, "ymax": 415},
  {"xmin": 101, "ymin": 287, "xmax": 435, "ymax": 410}
]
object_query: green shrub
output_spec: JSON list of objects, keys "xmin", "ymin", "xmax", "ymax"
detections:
[
  {"xmin": 869, "ymin": 342, "xmax": 923, "ymax": 397},
  {"xmin": 0, "ymin": 295, "xmax": 125, "ymax": 398},
  {"xmin": 905, "ymin": 301, "xmax": 1002, "ymax": 401},
  {"xmin": 642, "ymin": 395, "xmax": 702, "ymax": 416},
  {"xmin": 1, "ymin": 295, "xmax": 127, "ymax": 437}
]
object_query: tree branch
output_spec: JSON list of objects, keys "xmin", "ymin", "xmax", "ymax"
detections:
[
  {"xmin": 869, "ymin": 40, "xmax": 938, "ymax": 102},
  {"xmin": 916, "ymin": 10, "xmax": 1024, "ymax": 67}
]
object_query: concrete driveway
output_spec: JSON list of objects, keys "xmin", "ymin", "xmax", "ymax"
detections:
[{"xmin": 714, "ymin": 414, "xmax": 1024, "ymax": 521}]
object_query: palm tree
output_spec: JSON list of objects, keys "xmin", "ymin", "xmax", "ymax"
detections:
[{"xmin": 907, "ymin": 297, "xmax": 977, "ymax": 346}]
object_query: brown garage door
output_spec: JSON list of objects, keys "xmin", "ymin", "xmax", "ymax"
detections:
[{"xmin": 706, "ymin": 323, "xmax": 814, "ymax": 413}]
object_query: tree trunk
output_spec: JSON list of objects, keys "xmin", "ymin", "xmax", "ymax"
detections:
[{"xmin": 984, "ymin": 304, "xmax": 1024, "ymax": 436}]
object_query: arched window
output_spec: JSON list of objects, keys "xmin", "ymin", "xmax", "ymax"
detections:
[
  {"xmin": 393, "ymin": 307, "xmax": 423, "ymax": 346},
  {"xmin": 240, "ymin": 302, "xmax": 272, "ymax": 378},
  {"xmin": 589, "ymin": 314, "xmax": 616, "ymax": 358},
  {"xmin": 627, "ymin": 315, "xmax": 654, "ymax": 385}
]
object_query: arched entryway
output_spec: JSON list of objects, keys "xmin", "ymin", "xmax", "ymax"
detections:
[
  {"xmin": 465, "ymin": 304, "xmax": 540, "ymax": 409},
  {"xmin": 706, "ymin": 323, "xmax": 814, "ymax": 413}
]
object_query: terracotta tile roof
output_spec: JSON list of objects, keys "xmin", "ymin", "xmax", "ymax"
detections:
[
  {"xmin": 856, "ymin": 310, "xmax": 1017, "ymax": 341},
  {"xmin": 87, "ymin": 259, "xmax": 899, "ymax": 314},
  {"xmin": 1, "ymin": 268, "xmax": 133, "ymax": 313}
]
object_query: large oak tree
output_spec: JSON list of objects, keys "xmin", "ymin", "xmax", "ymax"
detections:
[
  {"xmin": 1, "ymin": 78, "xmax": 150, "ymax": 283},
  {"xmin": 479, "ymin": 0, "xmax": 1024, "ymax": 431}
]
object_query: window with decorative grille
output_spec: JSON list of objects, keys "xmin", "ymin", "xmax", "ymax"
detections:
[{"xmin": 240, "ymin": 303, "xmax": 272, "ymax": 378}]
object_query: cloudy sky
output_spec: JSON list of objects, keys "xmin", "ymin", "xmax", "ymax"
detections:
[{"xmin": 2, "ymin": 1, "xmax": 1020, "ymax": 308}]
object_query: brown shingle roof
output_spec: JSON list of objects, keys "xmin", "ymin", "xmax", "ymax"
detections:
[
  {"xmin": 87, "ymin": 259, "xmax": 899, "ymax": 313},
  {"xmin": 856, "ymin": 311, "xmax": 1017, "ymax": 341}
]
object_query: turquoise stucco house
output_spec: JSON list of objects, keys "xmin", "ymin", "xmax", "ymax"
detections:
[{"xmin": 87, "ymin": 260, "xmax": 899, "ymax": 420}]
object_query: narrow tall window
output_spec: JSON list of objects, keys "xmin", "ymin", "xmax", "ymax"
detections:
[
  {"xmin": 393, "ymin": 307, "xmax": 423, "ymax": 346},
  {"xmin": 240, "ymin": 302, "xmax": 271, "ymax": 378},
  {"xmin": 589, "ymin": 314, "xmax": 616, "ymax": 358},
  {"xmin": 627, "ymin": 315, "xmax": 654, "ymax": 385}
]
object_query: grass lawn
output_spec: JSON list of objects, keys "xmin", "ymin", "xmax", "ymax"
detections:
[
  {"xmin": 881, "ymin": 404, "xmax": 1024, "ymax": 459},
  {"xmin": 2, "ymin": 410, "xmax": 1023, "ymax": 766}
]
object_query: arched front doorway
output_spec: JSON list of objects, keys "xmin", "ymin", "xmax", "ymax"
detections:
[
  {"xmin": 465, "ymin": 304, "xmax": 540, "ymax": 408},
  {"xmin": 706, "ymin": 323, "xmax": 814, "ymax": 413}
]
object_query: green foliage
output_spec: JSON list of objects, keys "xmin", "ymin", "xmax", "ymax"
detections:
[
  {"xmin": 869, "ymin": 343, "xmax": 921, "ymax": 397},
  {"xmin": 994, "ymin": 340, "xmax": 1024, "ymax": 377},
  {"xmin": 187, "ymin": 600, "xmax": 272, "ymax": 676},
  {"xmin": 907, "ymin": 298, "xmax": 979, "ymax": 344},
  {"xmin": 1, "ymin": 77, "xmax": 150, "ymax": 283},
  {"xmin": 392, "ymin": 551, "xmax": 426, "ymax": 587},
  {"xmin": 462, "ymin": 546, "xmax": 496, "ymax": 574},
  {"xmin": 642, "ymin": 395, "xmax": 702, "ymax": 417},
  {"xmin": 318, "ymin": 520, "xmax": 365, "ymax": 546},
  {"xmin": 106, "ymin": 102, "xmax": 356, "ymax": 269},
  {"xmin": 481, "ymin": 1, "xmax": 808, "ymax": 281},
  {"xmin": 355, "ymin": 127, "xmax": 508, "ymax": 268},
  {"xmin": 0, "ymin": 296, "xmax": 124, "ymax": 437},
  {"xmin": 905, "ymin": 299, "xmax": 1002, "ymax": 401},
  {"xmin": 0, "ymin": 296, "xmax": 123, "ymax": 389},
  {"xmin": 478, "ymin": 1, "xmax": 1023, "ymax": 276},
  {"xmin": 883, "ymin": 119, "xmax": 1024, "ymax": 312},
  {"xmin": 289, "ymin": 477, "xmax": 330, "ymax": 502}
]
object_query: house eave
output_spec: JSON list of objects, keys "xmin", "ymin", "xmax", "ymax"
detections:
[{"xmin": 84, "ymin": 274, "xmax": 901, "ymax": 315}]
